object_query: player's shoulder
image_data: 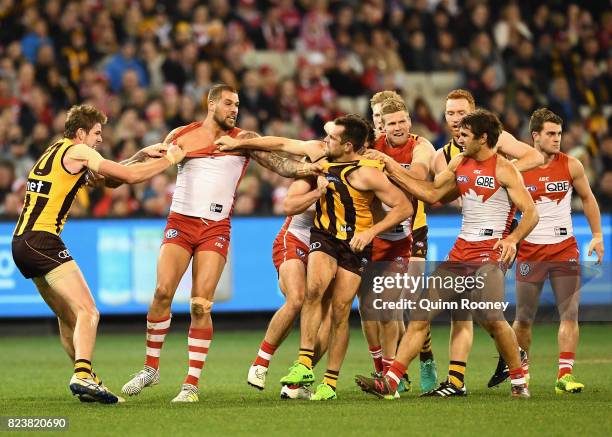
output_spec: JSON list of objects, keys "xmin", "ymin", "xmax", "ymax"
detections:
[{"xmin": 447, "ymin": 152, "xmax": 465, "ymax": 170}]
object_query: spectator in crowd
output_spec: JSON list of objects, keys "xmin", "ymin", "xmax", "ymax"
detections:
[{"xmin": 0, "ymin": 0, "xmax": 608, "ymax": 217}]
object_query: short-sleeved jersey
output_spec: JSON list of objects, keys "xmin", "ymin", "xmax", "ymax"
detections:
[
  {"xmin": 373, "ymin": 133, "xmax": 426, "ymax": 237},
  {"xmin": 314, "ymin": 159, "xmax": 384, "ymax": 241},
  {"xmin": 14, "ymin": 138, "xmax": 88, "ymax": 236},
  {"xmin": 522, "ymin": 152, "xmax": 573, "ymax": 244}
]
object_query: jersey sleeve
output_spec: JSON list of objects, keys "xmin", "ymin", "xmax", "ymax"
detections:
[{"xmin": 64, "ymin": 143, "xmax": 105, "ymax": 172}]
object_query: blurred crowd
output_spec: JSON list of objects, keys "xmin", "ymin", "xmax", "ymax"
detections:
[{"xmin": 0, "ymin": 0, "xmax": 611, "ymax": 218}]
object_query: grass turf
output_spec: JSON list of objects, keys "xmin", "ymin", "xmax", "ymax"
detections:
[{"xmin": 1, "ymin": 324, "xmax": 611, "ymax": 436}]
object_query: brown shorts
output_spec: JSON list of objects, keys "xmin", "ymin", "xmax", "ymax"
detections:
[
  {"xmin": 12, "ymin": 231, "xmax": 74, "ymax": 279},
  {"xmin": 309, "ymin": 227, "xmax": 371, "ymax": 276},
  {"xmin": 411, "ymin": 226, "xmax": 428, "ymax": 258}
]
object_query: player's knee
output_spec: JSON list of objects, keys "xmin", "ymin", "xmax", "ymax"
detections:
[
  {"xmin": 513, "ymin": 320, "xmax": 533, "ymax": 332},
  {"xmin": 559, "ymin": 308, "xmax": 579, "ymax": 322},
  {"xmin": 190, "ymin": 297, "xmax": 213, "ymax": 319},
  {"xmin": 285, "ymin": 295, "xmax": 304, "ymax": 315},
  {"xmin": 153, "ymin": 283, "xmax": 174, "ymax": 307},
  {"xmin": 305, "ymin": 285, "xmax": 324, "ymax": 303},
  {"xmin": 409, "ymin": 320, "xmax": 429, "ymax": 333},
  {"xmin": 331, "ymin": 301, "xmax": 351, "ymax": 324},
  {"xmin": 77, "ymin": 307, "xmax": 99, "ymax": 326},
  {"xmin": 480, "ymin": 320, "xmax": 506, "ymax": 336}
]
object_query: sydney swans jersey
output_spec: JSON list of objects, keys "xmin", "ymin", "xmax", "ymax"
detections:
[
  {"xmin": 314, "ymin": 160, "xmax": 384, "ymax": 241},
  {"xmin": 522, "ymin": 153, "xmax": 573, "ymax": 244},
  {"xmin": 169, "ymin": 123, "xmax": 249, "ymax": 220},
  {"xmin": 373, "ymin": 134, "xmax": 423, "ymax": 240},
  {"xmin": 285, "ymin": 210, "xmax": 315, "ymax": 246},
  {"xmin": 455, "ymin": 154, "xmax": 515, "ymax": 241},
  {"xmin": 14, "ymin": 138, "xmax": 88, "ymax": 236}
]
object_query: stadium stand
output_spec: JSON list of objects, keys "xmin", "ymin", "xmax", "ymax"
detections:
[{"xmin": 0, "ymin": 0, "xmax": 610, "ymax": 218}]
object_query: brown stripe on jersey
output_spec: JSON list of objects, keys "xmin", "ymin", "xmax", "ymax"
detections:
[
  {"xmin": 14, "ymin": 193, "xmax": 31, "ymax": 236},
  {"xmin": 337, "ymin": 168, "xmax": 357, "ymax": 240},
  {"xmin": 443, "ymin": 143, "xmax": 452, "ymax": 164},
  {"xmin": 324, "ymin": 184, "xmax": 336, "ymax": 235},
  {"xmin": 23, "ymin": 196, "xmax": 49, "ymax": 232},
  {"xmin": 314, "ymin": 196, "xmax": 323, "ymax": 229},
  {"xmin": 32, "ymin": 142, "xmax": 64, "ymax": 177},
  {"xmin": 55, "ymin": 172, "xmax": 87, "ymax": 234}
]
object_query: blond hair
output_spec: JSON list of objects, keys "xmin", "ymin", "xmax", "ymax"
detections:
[
  {"xmin": 380, "ymin": 99, "xmax": 408, "ymax": 117},
  {"xmin": 370, "ymin": 90, "xmax": 404, "ymax": 107}
]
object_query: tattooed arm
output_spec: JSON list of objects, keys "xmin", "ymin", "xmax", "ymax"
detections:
[{"xmin": 249, "ymin": 150, "xmax": 321, "ymax": 178}]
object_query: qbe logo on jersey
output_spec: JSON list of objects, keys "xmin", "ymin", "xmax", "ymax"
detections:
[
  {"xmin": 545, "ymin": 181, "xmax": 570, "ymax": 193},
  {"xmin": 475, "ymin": 175, "xmax": 495, "ymax": 189}
]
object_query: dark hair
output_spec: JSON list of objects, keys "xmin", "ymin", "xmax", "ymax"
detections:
[
  {"xmin": 334, "ymin": 114, "xmax": 369, "ymax": 151},
  {"xmin": 208, "ymin": 83, "xmax": 237, "ymax": 103},
  {"xmin": 341, "ymin": 114, "xmax": 375, "ymax": 150},
  {"xmin": 529, "ymin": 108, "xmax": 563, "ymax": 134},
  {"xmin": 63, "ymin": 104, "xmax": 107, "ymax": 138},
  {"xmin": 459, "ymin": 109, "xmax": 502, "ymax": 148}
]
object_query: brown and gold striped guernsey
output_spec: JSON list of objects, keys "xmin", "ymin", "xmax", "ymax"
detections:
[
  {"xmin": 314, "ymin": 159, "xmax": 384, "ymax": 241},
  {"xmin": 14, "ymin": 138, "xmax": 88, "ymax": 237},
  {"xmin": 442, "ymin": 138, "xmax": 464, "ymax": 165}
]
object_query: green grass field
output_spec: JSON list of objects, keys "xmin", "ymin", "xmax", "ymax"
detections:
[{"xmin": 1, "ymin": 324, "xmax": 611, "ymax": 436}]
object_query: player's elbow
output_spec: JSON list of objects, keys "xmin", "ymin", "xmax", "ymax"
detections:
[
  {"xmin": 283, "ymin": 201, "xmax": 298, "ymax": 216},
  {"xmin": 525, "ymin": 206, "xmax": 539, "ymax": 227}
]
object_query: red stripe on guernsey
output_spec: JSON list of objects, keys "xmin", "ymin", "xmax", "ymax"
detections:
[
  {"xmin": 522, "ymin": 153, "xmax": 573, "ymax": 204},
  {"xmin": 228, "ymin": 156, "xmax": 252, "ymax": 217},
  {"xmin": 456, "ymin": 154, "xmax": 500, "ymax": 202},
  {"xmin": 373, "ymin": 133, "xmax": 418, "ymax": 164},
  {"xmin": 186, "ymin": 127, "xmax": 244, "ymax": 158}
]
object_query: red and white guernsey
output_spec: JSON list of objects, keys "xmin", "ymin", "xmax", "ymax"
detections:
[
  {"xmin": 170, "ymin": 123, "xmax": 250, "ymax": 220},
  {"xmin": 522, "ymin": 153, "xmax": 573, "ymax": 245},
  {"xmin": 373, "ymin": 134, "xmax": 419, "ymax": 241},
  {"xmin": 284, "ymin": 210, "xmax": 315, "ymax": 246},
  {"xmin": 455, "ymin": 154, "xmax": 516, "ymax": 241}
]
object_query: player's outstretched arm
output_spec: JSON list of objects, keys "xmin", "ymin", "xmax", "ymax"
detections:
[
  {"xmin": 250, "ymin": 150, "xmax": 322, "ymax": 178},
  {"xmin": 498, "ymin": 130, "xmax": 544, "ymax": 172},
  {"xmin": 409, "ymin": 137, "xmax": 436, "ymax": 180},
  {"xmin": 65, "ymin": 143, "xmax": 185, "ymax": 184},
  {"xmin": 569, "ymin": 156, "xmax": 604, "ymax": 263},
  {"xmin": 431, "ymin": 150, "xmax": 462, "ymax": 207},
  {"xmin": 99, "ymin": 143, "xmax": 171, "ymax": 188},
  {"xmin": 347, "ymin": 167, "xmax": 412, "ymax": 252},
  {"xmin": 384, "ymin": 152, "xmax": 460, "ymax": 204},
  {"xmin": 216, "ymin": 135, "xmax": 325, "ymax": 162},
  {"xmin": 283, "ymin": 177, "xmax": 328, "ymax": 215},
  {"xmin": 494, "ymin": 158, "xmax": 539, "ymax": 263}
]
